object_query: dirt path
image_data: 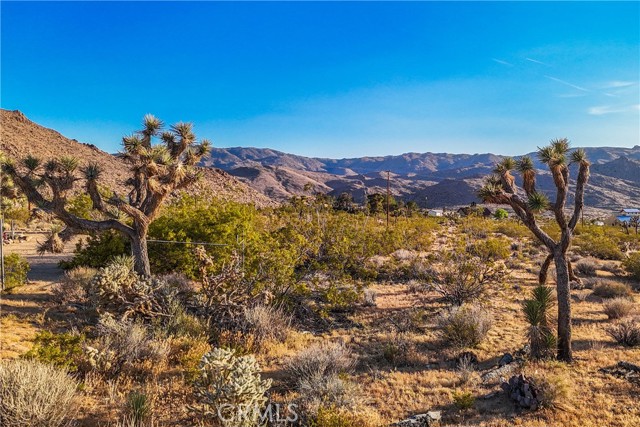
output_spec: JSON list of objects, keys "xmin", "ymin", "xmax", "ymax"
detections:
[{"xmin": 1, "ymin": 234, "xmax": 77, "ymax": 358}]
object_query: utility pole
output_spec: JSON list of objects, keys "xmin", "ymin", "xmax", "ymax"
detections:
[{"xmin": 386, "ymin": 170, "xmax": 391, "ymax": 230}]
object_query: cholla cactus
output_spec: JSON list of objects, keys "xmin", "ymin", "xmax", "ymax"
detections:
[
  {"xmin": 194, "ymin": 348, "xmax": 272, "ymax": 427},
  {"xmin": 88, "ymin": 256, "xmax": 177, "ymax": 320}
]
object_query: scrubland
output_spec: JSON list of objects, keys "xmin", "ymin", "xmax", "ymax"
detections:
[{"xmin": 1, "ymin": 195, "xmax": 639, "ymax": 427}]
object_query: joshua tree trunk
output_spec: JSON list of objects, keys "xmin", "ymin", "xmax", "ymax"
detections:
[
  {"xmin": 554, "ymin": 250, "xmax": 572, "ymax": 361},
  {"xmin": 130, "ymin": 232, "xmax": 150, "ymax": 276}
]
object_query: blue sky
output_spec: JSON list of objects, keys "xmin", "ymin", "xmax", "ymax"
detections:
[{"xmin": 2, "ymin": 1, "xmax": 639, "ymax": 158}]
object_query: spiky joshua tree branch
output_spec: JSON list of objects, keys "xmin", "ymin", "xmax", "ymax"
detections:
[
  {"xmin": 2, "ymin": 115, "xmax": 211, "ymax": 276},
  {"xmin": 479, "ymin": 138, "xmax": 590, "ymax": 362}
]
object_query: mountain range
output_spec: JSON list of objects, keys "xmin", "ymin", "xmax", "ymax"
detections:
[
  {"xmin": 203, "ymin": 145, "xmax": 640, "ymax": 212},
  {"xmin": 2, "ymin": 109, "xmax": 639, "ymax": 214}
]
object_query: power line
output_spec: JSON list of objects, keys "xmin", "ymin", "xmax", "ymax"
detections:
[{"xmin": 147, "ymin": 239, "xmax": 230, "ymax": 247}]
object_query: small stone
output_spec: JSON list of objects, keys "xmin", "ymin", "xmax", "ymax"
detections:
[{"xmin": 498, "ymin": 353, "xmax": 514, "ymax": 366}]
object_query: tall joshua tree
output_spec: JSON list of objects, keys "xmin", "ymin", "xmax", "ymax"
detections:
[
  {"xmin": 479, "ymin": 139, "xmax": 590, "ymax": 362},
  {"xmin": 2, "ymin": 115, "xmax": 211, "ymax": 276}
]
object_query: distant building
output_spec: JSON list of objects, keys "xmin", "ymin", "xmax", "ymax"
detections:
[
  {"xmin": 621, "ymin": 208, "xmax": 640, "ymax": 216},
  {"xmin": 428, "ymin": 209, "xmax": 444, "ymax": 217},
  {"xmin": 593, "ymin": 220, "xmax": 605, "ymax": 226}
]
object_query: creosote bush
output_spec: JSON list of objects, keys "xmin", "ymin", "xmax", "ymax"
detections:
[
  {"xmin": 193, "ymin": 347, "xmax": 272, "ymax": 427},
  {"xmin": 2, "ymin": 253, "xmax": 30, "ymax": 292},
  {"xmin": 623, "ymin": 252, "xmax": 640, "ymax": 281},
  {"xmin": 438, "ymin": 304, "xmax": 492, "ymax": 348},
  {"xmin": 603, "ymin": 298, "xmax": 636, "ymax": 320},
  {"xmin": 22, "ymin": 330, "xmax": 84, "ymax": 372},
  {"xmin": 0, "ymin": 358, "xmax": 78, "ymax": 427}
]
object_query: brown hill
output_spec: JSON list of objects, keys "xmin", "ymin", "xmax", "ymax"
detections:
[{"xmin": 0, "ymin": 109, "xmax": 274, "ymax": 207}]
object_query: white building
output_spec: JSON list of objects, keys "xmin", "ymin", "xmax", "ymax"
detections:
[{"xmin": 428, "ymin": 209, "xmax": 444, "ymax": 217}]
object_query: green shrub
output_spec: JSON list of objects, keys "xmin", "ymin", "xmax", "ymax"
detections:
[
  {"xmin": 593, "ymin": 280, "xmax": 632, "ymax": 299},
  {"xmin": 493, "ymin": 208, "xmax": 509, "ymax": 220},
  {"xmin": 2, "ymin": 253, "xmax": 29, "ymax": 292},
  {"xmin": 438, "ymin": 304, "xmax": 492, "ymax": 348},
  {"xmin": 309, "ymin": 406, "xmax": 382, "ymax": 427},
  {"xmin": 60, "ymin": 230, "xmax": 128, "ymax": 270},
  {"xmin": 0, "ymin": 359, "xmax": 78, "ymax": 427},
  {"xmin": 574, "ymin": 232, "xmax": 623, "ymax": 260},
  {"xmin": 523, "ymin": 285, "xmax": 557, "ymax": 360},
  {"xmin": 467, "ymin": 237, "xmax": 511, "ymax": 261},
  {"xmin": 623, "ymin": 252, "xmax": 640, "ymax": 281},
  {"xmin": 22, "ymin": 331, "xmax": 84, "ymax": 372},
  {"xmin": 452, "ymin": 390, "xmax": 475, "ymax": 410}
]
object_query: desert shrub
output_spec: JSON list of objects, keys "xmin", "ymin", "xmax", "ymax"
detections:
[
  {"xmin": 438, "ymin": 304, "xmax": 492, "ymax": 348},
  {"xmin": 2, "ymin": 253, "xmax": 29, "ymax": 292},
  {"xmin": 60, "ymin": 230, "xmax": 128, "ymax": 270},
  {"xmin": 466, "ymin": 237, "xmax": 511, "ymax": 262},
  {"xmin": 532, "ymin": 371, "xmax": 572, "ymax": 409},
  {"xmin": 381, "ymin": 333, "xmax": 414, "ymax": 367},
  {"xmin": 363, "ymin": 288, "xmax": 377, "ymax": 306},
  {"xmin": 87, "ymin": 256, "xmax": 178, "ymax": 320},
  {"xmin": 161, "ymin": 303, "xmax": 208, "ymax": 339},
  {"xmin": 0, "ymin": 358, "xmax": 78, "ymax": 427},
  {"xmin": 607, "ymin": 318, "xmax": 640, "ymax": 347},
  {"xmin": 285, "ymin": 341, "xmax": 354, "ymax": 386},
  {"xmin": 319, "ymin": 282, "xmax": 363, "ymax": 315},
  {"xmin": 494, "ymin": 220, "xmax": 530, "ymax": 239},
  {"xmin": 523, "ymin": 285, "xmax": 557, "ymax": 359},
  {"xmin": 85, "ymin": 314, "xmax": 169, "ymax": 376},
  {"xmin": 434, "ymin": 253, "xmax": 506, "ymax": 306},
  {"xmin": 22, "ymin": 330, "xmax": 84, "ymax": 372},
  {"xmin": 452, "ymin": 390, "xmax": 475, "ymax": 410},
  {"xmin": 308, "ymin": 405, "xmax": 383, "ymax": 427},
  {"xmin": 494, "ymin": 208, "xmax": 509, "ymax": 220},
  {"xmin": 171, "ymin": 335, "xmax": 210, "ymax": 384},
  {"xmin": 575, "ymin": 260, "xmax": 598, "ymax": 277},
  {"xmin": 193, "ymin": 347, "xmax": 272, "ymax": 427},
  {"xmin": 603, "ymin": 298, "xmax": 635, "ymax": 320},
  {"xmin": 593, "ymin": 280, "xmax": 632, "ymax": 299},
  {"xmin": 623, "ymin": 252, "xmax": 640, "ymax": 281},
  {"xmin": 51, "ymin": 266, "xmax": 96, "ymax": 304},
  {"xmin": 242, "ymin": 304, "xmax": 291, "ymax": 350},
  {"xmin": 574, "ymin": 232, "xmax": 623, "ymax": 260}
]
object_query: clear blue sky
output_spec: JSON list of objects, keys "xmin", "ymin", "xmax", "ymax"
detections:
[{"xmin": 2, "ymin": 1, "xmax": 639, "ymax": 158}]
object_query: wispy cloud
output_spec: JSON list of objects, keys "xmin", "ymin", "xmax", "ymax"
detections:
[
  {"xmin": 601, "ymin": 80, "xmax": 636, "ymax": 89},
  {"xmin": 492, "ymin": 58, "xmax": 513, "ymax": 67},
  {"xmin": 544, "ymin": 75, "xmax": 590, "ymax": 92},
  {"xmin": 525, "ymin": 57, "xmax": 551, "ymax": 66},
  {"xmin": 557, "ymin": 93, "xmax": 588, "ymax": 98},
  {"xmin": 587, "ymin": 104, "xmax": 639, "ymax": 115}
]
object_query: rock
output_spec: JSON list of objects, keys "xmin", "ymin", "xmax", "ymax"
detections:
[
  {"xmin": 391, "ymin": 411, "xmax": 441, "ymax": 426},
  {"xmin": 498, "ymin": 353, "xmax": 514, "ymax": 366},
  {"xmin": 482, "ymin": 390, "xmax": 500, "ymax": 399},
  {"xmin": 481, "ymin": 359, "xmax": 522, "ymax": 383},
  {"xmin": 502, "ymin": 374, "xmax": 541, "ymax": 410}
]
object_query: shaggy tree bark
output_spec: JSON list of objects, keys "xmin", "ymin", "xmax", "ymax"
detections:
[
  {"xmin": 479, "ymin": 139, "xmax": 590, "ymax": 362},
  {"xmin": 2, "ymin": 115, "xmax": 210, "ymax": 276}
]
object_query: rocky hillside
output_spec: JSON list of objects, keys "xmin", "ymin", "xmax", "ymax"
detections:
[
  {"xmin": 204, "ymin": 145, "xmax": 640, "ymax": 210},
  {"xmin": 0, "ymin": 109, "xmax": 274, "ymax": 207}
]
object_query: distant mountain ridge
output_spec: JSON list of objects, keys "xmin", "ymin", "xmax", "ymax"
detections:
[{"xmin": 203, "ymin": 145, "xmax": 640, "ymax": 210}]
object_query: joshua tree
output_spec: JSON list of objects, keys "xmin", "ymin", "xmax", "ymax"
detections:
[
  {"xmin": 2, "ymin": 115, "xmax": 211, "ymax": 276},
  {"xmin": 479, "ymin": 139, "xmax": 590, "ymax": 362}
]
